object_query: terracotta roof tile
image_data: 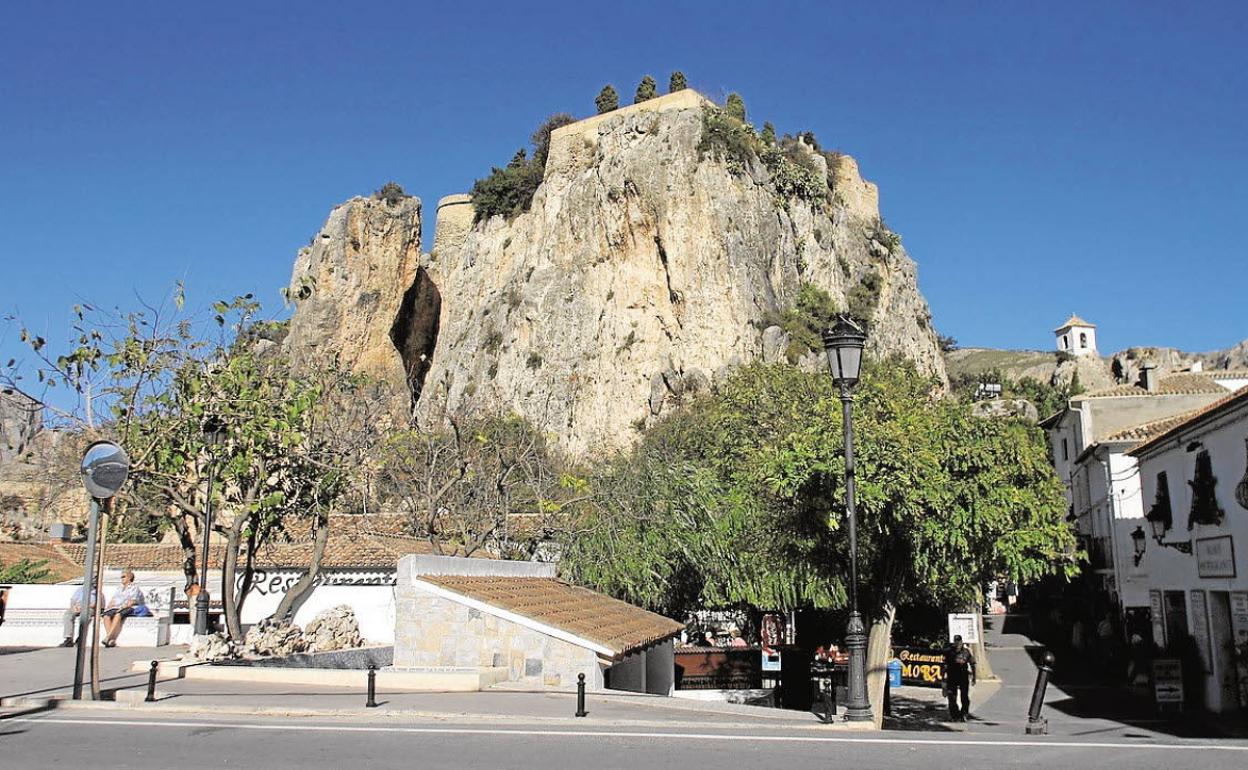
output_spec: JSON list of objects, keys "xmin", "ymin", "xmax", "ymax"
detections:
[
  {"xmin": 1102, "ymin": 412, "xmax": 1199, "ymax": 443},
  {"xmin": 1081, "ymin": 372, "xmax": 1229, "ymax": 399},
  {"xmin": 1054, "ymin": 314, "xmax": 1095, "ymax": 331},
  {"xmin": 419, "ymin": 575, "xmax": 684, "ymax": 658},
  {"xmin": 1128, "ymin": 385, "xmax": 1248, "ymax": 458},
  {"xmin": 0, "ymin": 542, "xmax": 81, "ymax": 583}
]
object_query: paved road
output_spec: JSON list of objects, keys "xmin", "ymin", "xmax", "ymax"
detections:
[{"xmin": 3, "ymin": 711, "xmax": 1247, "ymax": 770}]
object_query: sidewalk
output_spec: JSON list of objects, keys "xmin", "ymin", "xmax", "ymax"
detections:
[
  {"xmin": 966, "ymin": 614, "xmax": 1248, "ymax": 740},
  {"xmin": 0, "ymin": 646, "xmax": 852, "ymax": 730}
]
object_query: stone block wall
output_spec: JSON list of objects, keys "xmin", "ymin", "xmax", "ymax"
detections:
[{"xmin": 394, "ymin": 584, "xmax": 605, "ymax": 689}]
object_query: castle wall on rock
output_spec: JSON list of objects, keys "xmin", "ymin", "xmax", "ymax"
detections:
[{"xmin": 432, "ymin": 194, "xmax": 474, "ymax": 258}]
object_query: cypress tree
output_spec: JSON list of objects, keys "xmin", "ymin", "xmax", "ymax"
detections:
[
  {"xmin": 761, "ymin": 122, "xmax": 777, "ymax": 145},
  {"xmin": 595, "ymin": 85, "xmax": 619, "ymax": 114},
  {"xmin": 725, "ymin": 92, "xmax": 746, "ymax": 122},
  {"xmin": 669, "ymin": 71, "xmax": 688, "ymax": 93},
  {"xmin": 635, "ymin": 75, "xmax": 658, "ymax": 104}
]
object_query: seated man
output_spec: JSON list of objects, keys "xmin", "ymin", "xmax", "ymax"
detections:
[
  {"xmin": 60, "ymin": 584, "xmax": 102, "ymax": 647},
  {"xmin": 101, "ymin": 570, "xmax": 147, "ymax": 647}
]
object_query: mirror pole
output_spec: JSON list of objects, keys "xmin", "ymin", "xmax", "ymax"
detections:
[{"xmin": 72, "ymin": 498, "xmax": 101, "ymax": 700}]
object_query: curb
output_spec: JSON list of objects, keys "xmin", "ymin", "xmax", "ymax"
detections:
[{"xmin": 2, "ymin": 694, "xmax": 875, "ymax": 732}]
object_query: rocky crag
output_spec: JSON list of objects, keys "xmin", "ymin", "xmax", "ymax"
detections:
[{"xmin": 285, "ymin": 90, "xmax": 945, "ymax": 456}]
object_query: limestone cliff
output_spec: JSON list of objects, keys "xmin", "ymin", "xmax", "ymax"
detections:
[
  {"xmin": 283, "ymin": 194, "xmax": 423, "ymax": 393},
  {"xmin": 409, "ymin": 90, "xmax": 945, "ymax": 455},
  {"xmin": 283, "ymin": 91, "xmax": 946, "ymax": 455}
]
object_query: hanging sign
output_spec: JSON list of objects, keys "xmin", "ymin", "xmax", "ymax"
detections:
[
  {"xmin": 1230, "ymin": 592, "xmax": 1248, "ymax": 647},
  {"xmin": 1149, "ymin": 590, "xmax": 1166, "ymax": 648}
]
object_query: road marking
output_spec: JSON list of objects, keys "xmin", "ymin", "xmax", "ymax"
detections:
[{"xmin": 9, "ymin": 716, "xmax": 1248, "ymax": 752}]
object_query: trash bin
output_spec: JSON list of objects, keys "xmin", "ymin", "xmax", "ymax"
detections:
[{"xmin": 887, "ymin": 658, "xmax": 903, "ymax": 688}]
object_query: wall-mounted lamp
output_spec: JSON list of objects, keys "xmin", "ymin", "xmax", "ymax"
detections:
[{"xmin": 1131, "ymin": 525, "xmax": 1147, "ymax": 566}]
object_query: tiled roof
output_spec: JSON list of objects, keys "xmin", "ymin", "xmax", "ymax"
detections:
[
  {"xmin": 420, "ymin": 575, "xmax": 684, "ymax": 658},
  {"xmin": 55, "ymin": 516, "xmax": 446, "ymax": 573},
  {"xmin": 1054, "ymin": 314, "xmax": 1095, "ymax": 331},
  {"xmin": 1081, "ymin": 372, "xmax": 1229, "ymax": 399},
  {"xmin": 1102, "ymin": 412, "xmax": 1199, "ymax": 443},
  {"xmin": 0, "ymin": 542, "xmax": 82, "ymax": 583},
  {"xmin": 1128, "ymin": 385, "xmax": 1248, "ymax": 458}
]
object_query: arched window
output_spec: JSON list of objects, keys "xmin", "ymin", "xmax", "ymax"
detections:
[
  {"xmin": 1079, "ymin": 332, "xmax": 1088, "ymax": 348},
  {"xmin": 1060, "ymin": 335, "xmax": 1068, "ymax": 349}
]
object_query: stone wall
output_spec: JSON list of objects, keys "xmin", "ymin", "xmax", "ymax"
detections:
[
  {"xmin": 432, "ymin": 194, "xmax": 474, "ymax": 259},
  {"xmin": 393, "ymin": 584, "xmax": 604, "ymax": 689}
]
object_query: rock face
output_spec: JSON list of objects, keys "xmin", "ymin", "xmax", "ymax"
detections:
[
  {"xmin": 283, "ymin": 195, "xmax": 423, "ymax": 394},
  {"xmin": 405, "ymin": 90, "xmax": 945, "ymax": 455},
  {"xmin": 971, "ymin": 398, "xmax": 1040, "ymax": 422},
  {"xmin": 187, "ymin": 632, "xmax": 240, "ymax": 662},
  {"xmin": 303, "ymin": 605, "xmax": 364, "ymax": 652},
  {"xmin": 244, "ymin": 619, "xmax": 306, "ymax": 657}
]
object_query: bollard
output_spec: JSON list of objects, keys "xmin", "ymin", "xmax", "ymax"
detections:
[
  {"xmin": 1025, "ymin": 651, "xmax": 1055, "ymax": 735},
  {"xmin": 575, "ymin": 673, "xmax": 588, "ymax": 717},
  {"xmin": 823, "ymin": 679, "xmax": 836, "ymax": 722},
  {"xmin": 145, "ymin": 660, "xmax": 158, "ymax": 703},
  {"xmin": 366, "ymin": 664, "xmax": 378, "ymax": 708}
]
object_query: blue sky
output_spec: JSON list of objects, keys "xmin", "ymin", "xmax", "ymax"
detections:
[{"xmin": 2, "ymin": 1, "xmax": 1245, "ymax": 375}]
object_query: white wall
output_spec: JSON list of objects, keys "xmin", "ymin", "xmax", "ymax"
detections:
[{"xmin": 1134, "ymin": 403, "xmax": 1248, "ymax": 713}]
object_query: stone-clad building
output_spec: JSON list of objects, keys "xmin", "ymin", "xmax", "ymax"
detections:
[{"xmin": 394, "ymin": 555, "xmax": 683, "ymax": 693}]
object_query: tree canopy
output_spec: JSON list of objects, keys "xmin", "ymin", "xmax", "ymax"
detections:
[{"xmin": 562, "ymin": 360, "xmax": 1077, "ymax": 617}]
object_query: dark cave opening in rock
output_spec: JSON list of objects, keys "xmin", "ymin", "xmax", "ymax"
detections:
[{"xmin": 389, "ymin": 267, "xmax": 442, "ymax": 409}]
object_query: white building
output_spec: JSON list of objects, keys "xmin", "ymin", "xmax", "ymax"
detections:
[
  {"xmin": 1055, "ymin": 314, "xmax": 1098, "ymax": 356},
  {"xmin": 1127, "ymin": 387, "xmax": 1248, "ymax": 713},
  {"xmin": 1041, "ymin": 369, "xmax": 1247, "ymax": 643}
]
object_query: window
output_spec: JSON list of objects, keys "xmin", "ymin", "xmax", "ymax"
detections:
[
  {"xmin": 1060, "ymin": 335, "xmax": 1068, "ymax": 349},
  {"xmin": 1062, "ymin": 438, "xmax": 1069, "ymax": 462},
  {"xmin": 1079, "ymin": 332, "xmax": 1088, "ymax": 348}
]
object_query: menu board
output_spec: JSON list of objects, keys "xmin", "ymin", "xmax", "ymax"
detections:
[
  {"xmin": 947, "ymin": 613, "xmax": 980, "ymax": 643},
  {"xmin": 1189, "ymin": 589, "xmax": 1212, "ymax": 673}
]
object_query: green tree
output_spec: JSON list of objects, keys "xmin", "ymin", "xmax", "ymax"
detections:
[
  {"xmin": 725, "ymin": 92, "xmax": 746, "ymax": 122},
  {"xmin": 668, "ymin": 71, "xmax": 688, "ymax": 93},
  {"xmin": 760, "ymin": 121, "xmax": 777, "ymax": 145},
  {"xmin": 634, "ymin": 75, "xmax": 658, "ymax": 104},
  {"xmin": 0, "ymin": 558, "xmax": 52, "ymax": 583},
  {"xmin": 595, "ymin": 85, "xmax": 619, "ymax": 114},
  {"xmin": 564, "ymin": 359, "xmax": 1076, "ymax": 719},
  {"xmin": 6, "ymin": 289, "xmax": 373, "ymax": 639}
]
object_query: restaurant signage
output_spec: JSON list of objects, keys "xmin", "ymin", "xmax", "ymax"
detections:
[
  {"xmin": 896, "ymin": 647, "xmax": 945, "ymax": 688},
  {"xmin": 1196, "ymin": 535, "xmax": 1236, "ymax": 579}
]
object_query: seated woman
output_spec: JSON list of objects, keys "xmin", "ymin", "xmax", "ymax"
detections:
[{"xmin": 101, "ymin": 570, "xmax": 147, "ymax": 647}]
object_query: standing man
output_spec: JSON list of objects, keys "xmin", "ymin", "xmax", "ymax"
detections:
[{"xmin": 943, "ymin": 634, "xmax": 977, "ymax": 721}]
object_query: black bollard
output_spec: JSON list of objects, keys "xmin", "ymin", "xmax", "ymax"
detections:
[
  {"xmin": 1025, "ymin": 651, "xmax": 1055, "ymax": 735},
  {"xmin": 575, "ymin": 672, "xmax": 588, "ymax": 717},
  {"xmin": 366, "ymin": 664, "xmax": 378, "ymax": 708},
  {"xmin": 823, "ymin": 678, "xmax": 836, "ymax": 722},
  {"xmin": 145, "ymin": 660, "xmax": 158, "ymax": 703}
]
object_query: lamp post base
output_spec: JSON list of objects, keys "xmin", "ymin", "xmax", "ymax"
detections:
[
  {"xmin": 843, "ymin": 610, "xmax": 874, "ymax": 722},
  {"xmin": 193, "ymin": 594, "xmax": 210, "ymax": 636}
]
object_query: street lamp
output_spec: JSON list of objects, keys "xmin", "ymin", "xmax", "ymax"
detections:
[
  {"xmin": 821, "ymin": 314, "xmax": 872, "ymax": 723},
  {"xmin": 194, "ymin": 417, "xmax": 226, "ymax": 635},
  {"xmin": 1130, "ymin": 525, "xmax": 1146, "ymax": 567}
]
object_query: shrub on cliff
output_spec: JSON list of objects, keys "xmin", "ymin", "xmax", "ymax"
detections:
[
  {"xmin": 595, "ymin": 85, "xmax": 619, "ymax": 114},
  {"xmin": 668, "ymin": 71, "xmax": 688, "ymax": 93},
  {"xmin": 725, "ymin": 92, "xmax": 747, "ymax": 122},
  {"xmin": 762, "ymin": 283, "xmax": 840, "ymax": 363},
  {"xmin": 374, "ymin": 181, "xmax": 407, "ymax": 206},
  {"xmin": 471, "ymin": 114, "xmax": 576, "ymax": 223},
  {"xmin": 635, "ymin": 75, "xmax": 657, "ymax": 104}
]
